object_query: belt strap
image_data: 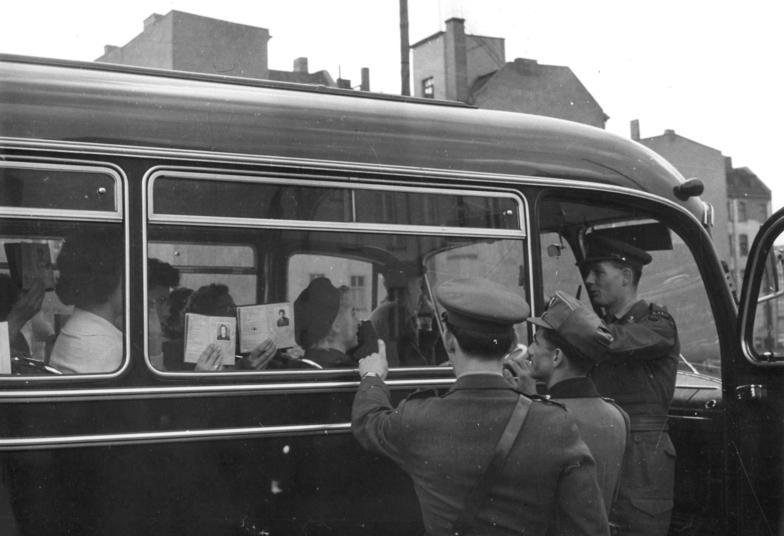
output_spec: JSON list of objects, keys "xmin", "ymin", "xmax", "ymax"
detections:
[{"xmin": 450, "ymin": 395, "xmax": 531, "ymax": 536}]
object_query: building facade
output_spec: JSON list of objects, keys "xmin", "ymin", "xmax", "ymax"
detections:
[
  {"xmin": 411, "ymin": 18, "xmax": 607, "ymax": 128},
  {"xmin": 96, "ymin": 10, "xmax": 358, "ymax": 88},
  {"xmin": 726, "ymin": 164, "xmax": 771, "ymax": 286}
]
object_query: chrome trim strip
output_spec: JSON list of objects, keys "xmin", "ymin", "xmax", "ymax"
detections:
[
  {"xmin": 0, "ymin": 422, "xmax": 352, "ymax": 451},
  {"xmin": 0, "ymin": 378, "xmax": 456, "ymax": 402},
  {"xmin": 675, "ymin": 384, "xmax": 721, "ymax": 390},
  {"xmin": 668, "ymin": 415, "xmax": 715, "ymax": 422}
]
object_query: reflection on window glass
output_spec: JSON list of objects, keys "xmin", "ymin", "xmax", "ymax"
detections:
[
  {"xmin": 538, "ymin": 197, "xmax": 720, "ymax": 377},
  {"xmin": 0, "ymin": 164, "xmax": 117, "ymax": 212},
  {"xmin": 147, "ymin": 228, "xmax": 527, "ymax": 372},
  {"xmin": 0, "ymin": 223, "xmax": 125, "ymax": 376},
  {"xmin": 753, "ymin": 250, "xmax": 782, "ymax": 357},
  {"xmin": 152, "ymin": 175, "xmax": 519, "ymax": 230}
]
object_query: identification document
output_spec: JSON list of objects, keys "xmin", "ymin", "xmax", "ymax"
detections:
[
  {"xmin": 236, "ymin": 302, "xmax": 295, "ymax": 353},
  {"xmin": 0, "ymin": 322, "xmax": 10, "ymax": 375},
  {"xmin": 4, "ymin": 242, "xmax": 56, "ymax": 290},
  {"xmin": 183, "ymin": 313, "xmax": 236, "ymax": 366}
]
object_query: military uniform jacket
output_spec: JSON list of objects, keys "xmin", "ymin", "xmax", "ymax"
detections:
[
  {"xmin": 591, "ymin": 300, "xmax": 679, "ymax": 420},
  {"xmin": 548, "ymin": 377, "xmax": 629, "ymax": 515},
  {"xmin": 352, "ymin": 373, "xmax": 610, "ymax": 536}
]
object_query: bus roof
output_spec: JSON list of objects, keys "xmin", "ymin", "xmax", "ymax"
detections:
[{"xmin": 0, "ymin": 54, "xmax": 703, "ymax": 217}]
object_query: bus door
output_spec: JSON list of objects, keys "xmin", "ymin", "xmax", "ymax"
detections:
[{"xmin": 736, "ymin": 206, "xmax": 784, "ymax": 535}]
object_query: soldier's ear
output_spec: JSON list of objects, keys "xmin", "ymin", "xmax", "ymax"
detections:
[
  {"xmin": 552, "ymin": 348, "xmax": 565, "ymax": 368},
  {"xmin": 621, "ymin": 266, "xmax": 634, "ymax": 287}
]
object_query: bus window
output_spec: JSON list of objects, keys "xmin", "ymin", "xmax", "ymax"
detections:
[
  {"xmin": 147, "ymin": 170, "xmax": 526, "ymax": 373},
  {"xmin": 538, "ymin": 197, "xmax": 720, "ymax": 376},
  {"xmin": 0, "ymin": 161, "xmax": 125, "ymax": 378}
]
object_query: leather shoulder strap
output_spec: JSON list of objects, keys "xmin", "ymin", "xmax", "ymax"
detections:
[{"xmin": 451, "ymin": 395, "xmax": 532, "ymax": 536}]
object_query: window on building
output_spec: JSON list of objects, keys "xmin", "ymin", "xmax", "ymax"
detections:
[
  {"xmin": 349, "ymin": 275, "xmax": 368, "ymax": 315},
  {"xmin": 738, "ymin": 201, "xmax": 748, "ymax": 222},
  {"xmin": 422, "ymin": 77, "xmax": 434, "ymax": 99},
  {"xmin": 758, "ymin": 202, "xmax": 768, "ymax": 221},
  {"xmin": 739, "ymin": 234, "xmax": 749, "ymax": 256}
]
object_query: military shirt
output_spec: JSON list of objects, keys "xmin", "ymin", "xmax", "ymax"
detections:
[
  {"xmin": 352, "ymin": 373, "xmax": 610, "ymax": 536},
  {"xmin": 548, "ymin": 377, "xmax": 629, "ymax": 515},
  {"xmin": 591, "ymin": 300, "xmax": 679, "ymax": 419}
]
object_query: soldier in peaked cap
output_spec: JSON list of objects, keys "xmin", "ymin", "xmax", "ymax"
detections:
[
  {"xmin": 579, "ymin": 234, "xmax": 680, "ymax": 536},
  {"xmin": 506, "ymin": 290, "xmax": 629, "ymax": 520},
  {"xmin": 352, "ymin": 278, "xmax": 609, "ymax": 536}
]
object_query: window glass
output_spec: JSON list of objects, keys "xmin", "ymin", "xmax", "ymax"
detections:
[
  {"xmin": 147, "ymin": 176, "xmax": 526, "ymax": 374},
  {"xmin": 538, "ymin": 197, "xmax": 720, "ymax": 377},
  {"xmin": 0, "ymin": 163, "xmax": 117, "ymax": 213},
  {"xmin": 152, "ymin": 174, "xmax": 519, "ymax": 230},
  {"xmin": 0, "ymin": 164, "xmax": 124, "ymax": 378}
]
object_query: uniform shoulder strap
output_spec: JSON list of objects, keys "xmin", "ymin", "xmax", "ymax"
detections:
[{"xmin": 450, "ymin": 395, "xmax": 532, "ymax": 536}]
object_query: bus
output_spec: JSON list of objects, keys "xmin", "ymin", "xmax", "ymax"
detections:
[{"xmin": 0, "ymin": 53, "xmax": 782, "ymax": 535}]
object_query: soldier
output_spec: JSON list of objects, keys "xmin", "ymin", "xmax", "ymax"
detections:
[
  {"xmin": 580, "ymin": 235, "xmax": 679, "ymax": 536},
  {"xmin": 506, "ymin": 290, "xmax": 629, "ymax": 518},
  {"xmin": 352, "ymin": 277, "xmax": 610, "ymax": 536}
]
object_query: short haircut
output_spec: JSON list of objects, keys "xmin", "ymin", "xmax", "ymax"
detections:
[
  {"xmin": 55, "ymin": 230, "xmax": 123, "ymax": 308},
  {"xmin": 148, "ymin": 258, "xmax": 180, "ymax": 288},
  {"xmin": 185, "ymin": 283, "xmax": 233, "ymax": 316},
  {"xmin": 538, "ymin": 327, "xmax": 593, "ymax": 374},
  {"xmin": 446, "ymin": 321, "xmax": 515, "ymax": 360}
]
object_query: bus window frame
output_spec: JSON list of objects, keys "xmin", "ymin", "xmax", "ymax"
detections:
[
  {"xmin": 143, "ymin": 165, "xmax": 530, "ymax": 378},
  {"xmin": 0, "ymin": 156, "xmax": 130, "ymax": 384}
]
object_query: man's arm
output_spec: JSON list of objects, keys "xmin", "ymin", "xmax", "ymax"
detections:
[
  {"xmin": 351, "ymin": 341, "xmax": 407, "ymax": 463},
  {"xmin": 602, "ymin": 307, "xmax": 678, "ymax": 362},
  {"xmin": 552, "ymin": 414, "xmax": 611, "ymax": 536}
]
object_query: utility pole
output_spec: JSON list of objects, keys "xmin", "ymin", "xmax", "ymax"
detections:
[{"xmin": 399, "ymin": 0, "xmax": 410, "ymax": 96}]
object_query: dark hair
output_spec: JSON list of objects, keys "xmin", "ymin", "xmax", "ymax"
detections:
[
  {"xmin": 162, "ymin": 287, "xmax": 193, "ymax": 339},
  {"xmin": 446, "ymin": 321, "xmax": 516, "ymax": 360},
  {"xmin": 538, "ymin": 328, "xmax": 593, "ymax": 374},
  {"xmin": 0, "ymin": 273, "xmax": 20, "ymax": 319},
  {"xmin": 148, "ymin": 258, "xmax": 180, "ymax": 288},
  {"xmin": 55, "ymin": 230, "xmax": 122, "ymax": 308},
  {"xmin": 185, "ymin": 284, "xmax": 234, "ymax": 317}
]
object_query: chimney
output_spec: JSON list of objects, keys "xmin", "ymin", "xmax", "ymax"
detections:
[
  {"xmin": 360, "ymin": 68, "xmax": 370, "ymax": 91},
  {"xmin": 337, "ymin": 78, "xmax": 351, "ymax": 89},
  {"xmin": 444, "ymin": 18, "xmax": 468, "ymax": 102},
  {"xmin": 144, "ymin": 13, "xmax": 164, "ymax": 30},
  {"xmin": 293, "ymin": 57, "xmax": 309, "ymax": 73},
  {"xmin": 665, "ymin": 129, "xmax": 676, "ymax": 137},
  {"xmin": 630, "ymin": 119, "xmax": 640, "ymax": 141},
  {"xmin": 725, "ymin": 156, "xmax": 733, "ymax": 173}
]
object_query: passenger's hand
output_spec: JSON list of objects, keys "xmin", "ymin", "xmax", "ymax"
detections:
[
  {"xmin": 503, "ymin": 346, "xmax": 537, "ymax": 394},
  {"xmin": 195, "ymin": 344, "xmax": 223, "ymax": 372},
  {"xmin": 282, "ymin": 345, "xmax": 305, "ymax": 359},
  {"xmin": 6, "ymin": 279, "xmax": 46, "ymax": 336},
  {"xmin": 358, "ymin": 339, "xmax": 388, "ymax": 381},
  {"xmin": 246, "ymin": 338, "xmax": 277, "ymax": 370}
]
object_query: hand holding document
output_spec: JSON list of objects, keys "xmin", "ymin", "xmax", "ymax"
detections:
[
  {"xmin": 237, "ymin": 302, "xmax": 295, "ymax": 353},
  {"xmin": 183, "ymin": 314, "xmax": 236, "ymax": 367}
]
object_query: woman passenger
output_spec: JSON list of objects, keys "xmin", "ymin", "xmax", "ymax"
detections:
[{"xmin": 49, "ymin": 231, "xmax": 123, "ymax": 374}]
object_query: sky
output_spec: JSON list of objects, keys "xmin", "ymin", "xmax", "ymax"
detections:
[{"xmin": 2, "ymin": 0, "xmax": 782, "ymax": 211}]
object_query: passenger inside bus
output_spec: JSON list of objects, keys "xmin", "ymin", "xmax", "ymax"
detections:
[
  {"xmin": 0, "ymin": 274, "xmax": 45, "ymax": 358},
  {"xmin": 293, "ymin": 277, "xmax": 358, "ymax": 368},
  {"xmin": 370, "ymin": 262, "xmax": 440, "ymax": 367},
  {"xmin": 147, "ymin": 258, "xmax": 180, "ymax": 369},
  {"xmin": 49, "ymin": 231, "xmax": 124, "ymax": 374},
  {"xmin": 163, "ymin": 283, "xmax": 278, "ymax": 372}
]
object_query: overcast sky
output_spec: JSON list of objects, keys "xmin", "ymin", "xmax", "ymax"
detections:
[{"xmin": 2, "ymin": 0, "xmax": 782, "ymax": 211}]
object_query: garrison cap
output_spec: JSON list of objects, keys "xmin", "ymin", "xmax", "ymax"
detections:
[
  {"xmin": 294, "ymin": 277, "xmax": 340, "ymax": 348},
  {"xmin": 579, "ymin": 235, "xmax": 652, "ymax": 270},
  {"xmin": 527, "ymin": 291, "xmax": 614, "ymax": 360},
  {"xmin": 436, "ymin": 277, "xmax": 530, "ymax": 332}
]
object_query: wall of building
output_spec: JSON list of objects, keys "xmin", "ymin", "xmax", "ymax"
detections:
[
  {"xmin": 97, "ymin": 15, "xmax": 174, "ymax": 69},
  {"xmin": 639, "ymin": 132, "xmax": 730, "ymax": 264},
  {"xmin": 472, "ymin": 60, "xmax": 607, "ymax": 128},
  {"xmin": 412, "ymin": 36, "xmax": 447, "ymax": 99},
  {"xmin": 465, "ymin": 35, "xmax": 505, "ymax": 90}
]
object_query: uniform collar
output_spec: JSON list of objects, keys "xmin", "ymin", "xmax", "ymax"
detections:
[
  {"xmin": 608, "ymin": 299, "xmax": 647, "ymax": 323},
  {"xmin": 450, "ymin": 373, "xmax": 514, "ymax": 392},
  {"xmin": 547, "ymin": 376, "xmax": 600, "ymax": 399}
]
